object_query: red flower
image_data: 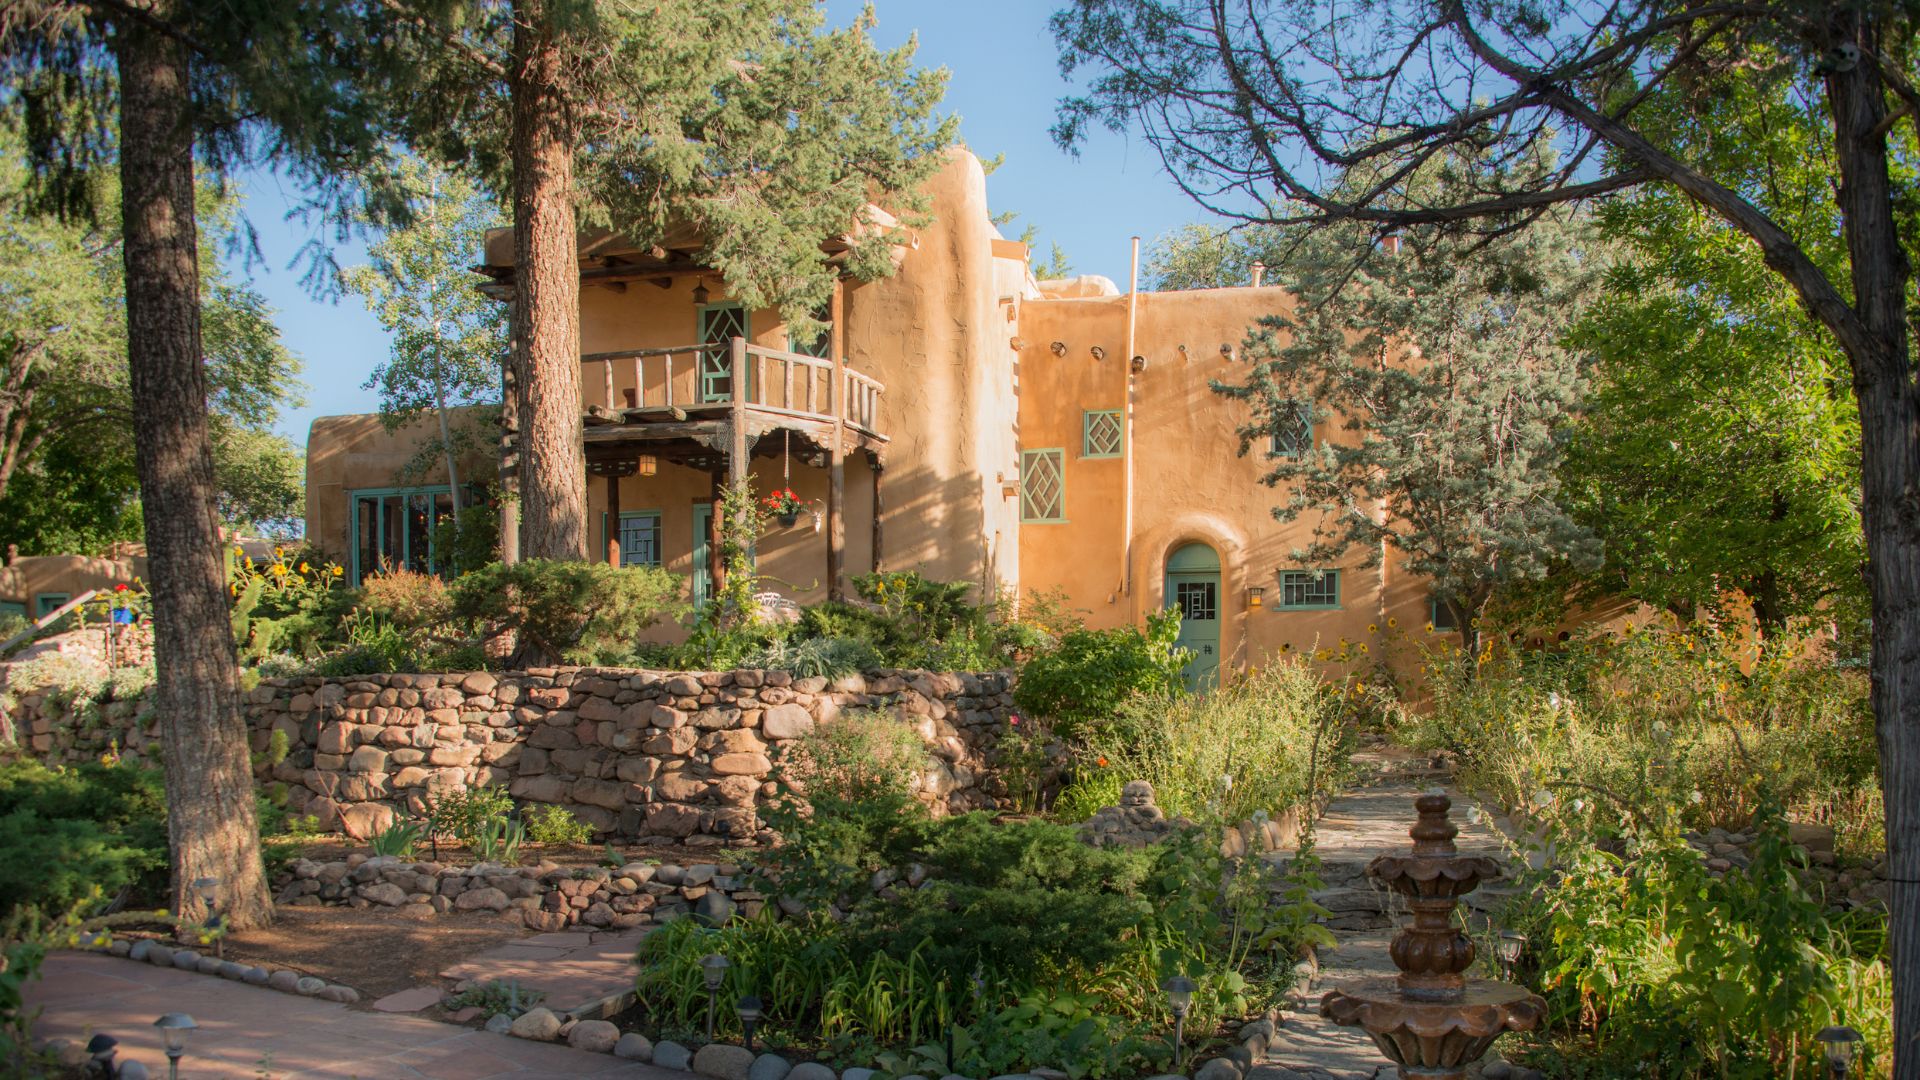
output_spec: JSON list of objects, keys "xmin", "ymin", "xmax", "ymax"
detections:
[
  {"xmin": 1008, "ymin": 714, "xmax": 1020, "ymax": 727},
  {"xmin": 114, "ymin": 583, "xmax": 129, "ymax": 592}
]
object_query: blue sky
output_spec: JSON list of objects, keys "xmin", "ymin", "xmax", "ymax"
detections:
[{"xmin": 231, "ymin": 0, "xmax": 1214, "ymax": 448}]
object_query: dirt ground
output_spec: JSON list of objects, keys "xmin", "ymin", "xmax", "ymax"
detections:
[{"xmin": 220, "ymin": 906, "xmax": 529, "ymax": 1001}]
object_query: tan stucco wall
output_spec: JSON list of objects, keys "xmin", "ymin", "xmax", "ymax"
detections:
[
  {"xmin": 0, "ymin": 554, "xmax": 146, "ymax": 615},
  {"xmin": 304, "ymin": 410, "xmax": 497, "ymax": 565},
  {"xmin": 1013, "ymin": 286, "xmax": 1439, "ymax": 678}
]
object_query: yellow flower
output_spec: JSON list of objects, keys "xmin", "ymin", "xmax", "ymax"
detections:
[
  {"xmin": 270, "ymin": 563, "xmax": 288, "ymax": 576},
  {"xmin": 299, "ymin": 561, "xmax": 310, "ymax": 574},
  {"xmin": 1424, "ymin": 622, "xmax": 1435, "ymax": 633},
  {"xmin": 1313, "ymin": 649, "xmax": 1331, "ymax": 661},
  {"xmin": 1387, "ymin": 616, "xmax": 1398, "ymax": 629},
  {"xmin": 1367, "ymin": 623, "xmax": 1378, "ymax": 634},
  {"xmin": 1279, "ymin": 642, "xmax": 1294, "ymax": 653},
  {"xmin": 1358, "ymin": 642, "xmax": 1370, "ymax": 655},
  {"xmin": 327, "ymin": 563, "xmax": 344, "ymax": 576}
]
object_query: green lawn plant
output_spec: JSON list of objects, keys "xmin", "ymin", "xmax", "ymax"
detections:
[{"xmin": 526, "ymin": 804, "xmax": 593, "ymax": 846}]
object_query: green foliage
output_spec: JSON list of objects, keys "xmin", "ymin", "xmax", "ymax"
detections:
[
  {"xmin": 1013, "ymin": 608, "xmax": 1189, "ymax": 742},
  {"xmin": 470, "ymin": 817, "xmax": 526, "ymax": 864},
  {"xmin": 525, "ymin": 804, "xmax": 593, "ymax": 846},
  {"xmin": 449, "ymin": 559, "xmax": 684, "ymax": 667},
  {"xmin": 424, "ymin": 785, "xmax": 516, "ymax": 855},
  {"xmin": 1509, "ymin": 812, "xmax": 1888, "ymax": 1077},
  {"xmin": 369, "ymin": 820, "xmax": 422, "ymax": 859},
  {"xmin": 428, "ymin": 487, "xmax": 504, "ymax": 577},
  {"xmin": 1562, "ymin": 58, "xmax": 1866, "ymax": 634},
  {"xmin": 0, "ymin": 125, "xmax": 311, "ymax": 550},
  {"xmin": 1208, "ymin": 186, "xmax": 1602, "ymax": 638},
  {"xmin": 446, "ymin": 978, "xmax": 544, "ymax": 1020},
  {"xmin": 749, "ymin": 635, "xmax": 882, "ymax": 680},
  {"xmin": 1397, "ymin": 618, "xmax": 1880, "ymax": 856},
  {"xmin": 1059, "ymin": 659, "xmax": 1348, "ymax": 826},
  {"xmin": 0, "ymin": 761, "xmax": 168, "ymax": 914}
]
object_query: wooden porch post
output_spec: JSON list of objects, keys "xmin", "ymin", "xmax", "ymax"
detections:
[
  {"xmin": 728, "ymin": 336, "xmax": 749, "ymax": 487},
  {"xmin": 604, "ymin": 469, "xmax": 622, "ymax": 566},
  {"xmin": 827, "ymin": 279, "xmax": 847, "ymax": 601},
  {"xmin": 871, "ymin": 452, "xmax": 884, "ymax": 573},
  {"xmin": 709, "ymin": 469, "xmax": 726, "ymax": 596}
]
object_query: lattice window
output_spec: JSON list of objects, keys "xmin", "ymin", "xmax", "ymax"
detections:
[
  {"xmin": 1082, "ymin": 410, "xmax": 1123, "ymax": 458},
  {"xmin": 1279, "ymin": 570, "xmax": 1340, "ymax": 609},
  {"xmin": 699, "ymin": 304, "xmax": 748, "ymax": 402},
  {"xmin": 1020, "ymin": 448, "xmax": 1066, "ymax": 522},
  {"xmin": 1269, "ymin": 399, "xmax": 1314, "ymax": 458},
  {"xmin": 619, "ymin": 512, "xmax": 662, "ymax": 568},
  {"xmin": 1175, "ymin": 581, "xmax": 1217, "ymax": 622}
]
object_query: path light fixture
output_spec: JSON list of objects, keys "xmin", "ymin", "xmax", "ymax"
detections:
[
  {"xmin": 1162, "ymin": 975, "xmax": 1197, "ymax": 1071},
  {"xmin": 1493, "ymin": 930, "xmax": 1525, "ymax": 981},
  {"xmin": 191, "ymin": 877, "xmax": 223, "ymax": 959},
  {"xmin": 736, "ymin": 995, "xmax": 763, "ymax": 1054},
  {"xmin": 85, "ymin": 1033, "xmax": 117, "ymax": 1078},
  {"xmin": 700, "ymin": 954, "xmax": 730, "ymax": 1042},
  {"xmin": 1817, "ymin": 1026, "xmax": 1863, "ymax": 1078},
  {"xmin": 153, "ymin": 1014, "xmax": 196, "ymax": 1080}
]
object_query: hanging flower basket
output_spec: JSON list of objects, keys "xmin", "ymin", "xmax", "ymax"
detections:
[{"xmin": 763, "ymin": 488, "xmax": 805, "ymax": 527}]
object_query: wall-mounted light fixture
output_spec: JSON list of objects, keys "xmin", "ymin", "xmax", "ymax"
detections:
[{"xmin": 1248, "ymin": 587, "xmax": 1265, "ymax": 610}]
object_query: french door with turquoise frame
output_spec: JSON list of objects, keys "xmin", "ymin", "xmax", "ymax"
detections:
[
  {"xmin": 1165, "ymin": 542, "xmax": 1223, "ymax": 691},
  {"xmin": 698, "ymin": 304, "xmax": 749, "ymax": 403},
  {"xmin": 351, "ymin": 486, "xmax": 454, "ymax": 583},
  {"xmin": 692, "ymin": 503, "xmax": 713, "ymax": 607}
]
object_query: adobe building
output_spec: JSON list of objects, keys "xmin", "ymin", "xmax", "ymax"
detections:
[{"xmin": 303, "ymin": 151, "xmax": 1449, "ymax": 687}]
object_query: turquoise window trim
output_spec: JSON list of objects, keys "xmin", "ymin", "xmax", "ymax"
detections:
[
  {"xmin": 348, "ymin": 484, "xmax": 453, "ymax": 585},
  {"xmin": 0, "ymin": 600, "xmax": 24, "ymax": 619},
  {"xmin": 1081, "ymin": 409, "xmax": 1123, "ymax": 459},
  {"xmin": 34, "ymin": 593, "xmax": 70, "ymax": 618},
  {"xmin": 1277, "ymin": 569, "xmax": 1342, "ymax": 610},
  {"xmin": 618, "ymin": 509, "xmax": 664, "ymax": 568},
  {"xmin": 697, "ymin": 303, "xmax": 752, "ymax": 404},
  {"xmin": 1020, "ymin": 448, "xmax": 1067, "ymax": 523},
  {"xmin": 1430, "ymin": 592, "xmax": 1460, "ymax": 631}
]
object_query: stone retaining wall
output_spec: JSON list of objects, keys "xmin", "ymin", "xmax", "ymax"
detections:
[{"xmin": 12, "ymin": 666, "xmax": 1019, "ymax": 846}]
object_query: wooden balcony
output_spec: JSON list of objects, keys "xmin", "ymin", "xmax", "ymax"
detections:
[{"xmin": 578, "ymin": 337, "xmax": 885, "ymax": 466}]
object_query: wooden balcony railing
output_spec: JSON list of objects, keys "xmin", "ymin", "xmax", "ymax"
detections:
[{"xmin": 579, "ymin": 337, "xmax": 883, "ymax": 437}]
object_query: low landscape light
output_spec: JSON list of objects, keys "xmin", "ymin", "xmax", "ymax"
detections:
[
  {"xmin": 736, "ymin": 995, "xmax": 763, "ymax": 1053},
  {"xmin": 85, "ymin": 1033, "xmax": 117, "ymax": 1077},
  {"xmin": 1494, "ymin": 930, "xmax": 1525, "ymax": 980},
  {"xmin": 1161, "ymin": 975, "xmax": 1197, "ymax": 1070},
  {"xmin": 153, "ymin": 1014, "xmax": 196, "ymax": 1080},
  {"xmin": 1817, "ymin": 1026, "xmax": 1863, "ymax": 1078},
  {"xmin": 700, "ymin": 954, "xmax": 730, "ymax": 1041}
]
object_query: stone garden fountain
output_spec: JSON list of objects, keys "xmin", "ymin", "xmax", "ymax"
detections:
[{"xmin": 1319, "ymin": 791, "xmax": 1545, "ymax": 1079}]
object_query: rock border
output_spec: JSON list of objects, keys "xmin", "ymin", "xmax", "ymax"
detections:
[{"xmin": 75, "ymin": 934, "xmax": 361, "ymax": 1004}]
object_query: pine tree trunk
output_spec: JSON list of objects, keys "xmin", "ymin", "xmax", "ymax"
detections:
[
  {"xmin": 117, "ymin": 7, "xmax": 272, "ymax": 930},
  {"xmin": 508, "ymin": 0, "xmax": 586, "ymax": 562},
  {"xmin": 1825, "ymin": 14, "xmax": 1919, "ymax": 1072}
]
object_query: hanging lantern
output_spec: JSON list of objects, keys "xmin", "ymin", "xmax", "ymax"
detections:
[
  {"xmin": 637, "ymin": 453, "xmax": 658, "ymax": 477},
  {"xmin": 692, "ymin": 280, "xmax": 710, "ymax": 306}
]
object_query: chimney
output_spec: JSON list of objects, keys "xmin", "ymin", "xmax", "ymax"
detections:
[
  {"xmin": 1250, "ymin": 261, "xmax": 1266, "ymax": 287},
  {"xmin": 1380, "ymin": 234, "xmax": 1401, "ymax": 255}
]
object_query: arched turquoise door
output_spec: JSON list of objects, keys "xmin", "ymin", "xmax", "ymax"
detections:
[{"xmin": 1165, "ymin": 542, "xmax": 1222, "ymax": 691}]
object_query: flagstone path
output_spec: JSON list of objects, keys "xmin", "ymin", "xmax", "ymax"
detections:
[{"xmin": 29, "ymin": 952, "xmax": 676, "ymax": 1080}]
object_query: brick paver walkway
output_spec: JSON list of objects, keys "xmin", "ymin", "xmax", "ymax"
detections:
[{"xmin": 30, "ymin": 952, "xmax": 677, "ymax": 1079}]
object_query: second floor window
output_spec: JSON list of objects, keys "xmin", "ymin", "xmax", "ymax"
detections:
[
  {"xmin": 1082, "ymin": 409, "xmax": 1123, "ymax": 458},
  {"xmin": 1269, "ymin": 399, "xmax": 1314, "ymax": 458},
  {"xmin": 699, "ymin": 303, "xmax": 749, "ymax": 402}
]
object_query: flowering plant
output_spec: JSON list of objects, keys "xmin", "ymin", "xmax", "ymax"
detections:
[{"xmin": 761, "ymin": 488, "xmax": 805, "ymax": 517}]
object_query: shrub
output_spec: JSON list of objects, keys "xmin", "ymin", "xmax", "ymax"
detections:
[
  {"xmin": 1057, "ymin": 659, "xmax": 1346, "ymax": 825},
  {"xmin": 448, "ymin": 559, "xmax": 684, "ymax": 666},
  {"xmin": 525, "ymin": 804, "xmax": 593, "ymax": 846},
  {"xmin": 1507, "ymin": 809, "xmax": 1890, "ymax": 1077},
  {"xmin": 357, "ymin": 568, "xmax": 453, "ymax": 632},
  {"xmin": 1013, "ymin": 608, "xmax": 1189, "ymax": 743},
  {"xmin": 0, "ymin": 761, "xmax": 168, "ymax": 913},
  {"xmin": 749, "ymin": 635, "xmax": 881, "ymax": 680},
  {"xmin": 424, "ymin": 784, "xmax": 515, "ymax": 855},
  {"xmin": 754, "ymin": 711, "xmax": 931, "ymax": 902}
]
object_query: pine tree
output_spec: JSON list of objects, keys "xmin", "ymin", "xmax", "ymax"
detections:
[
  {"xmin": 1215, "ymin": 207, "xmax": 1603, "ymax": 647},
  {"xmin": 1, "ymin": 0, "xmax": 393, "ymax": 930}
]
